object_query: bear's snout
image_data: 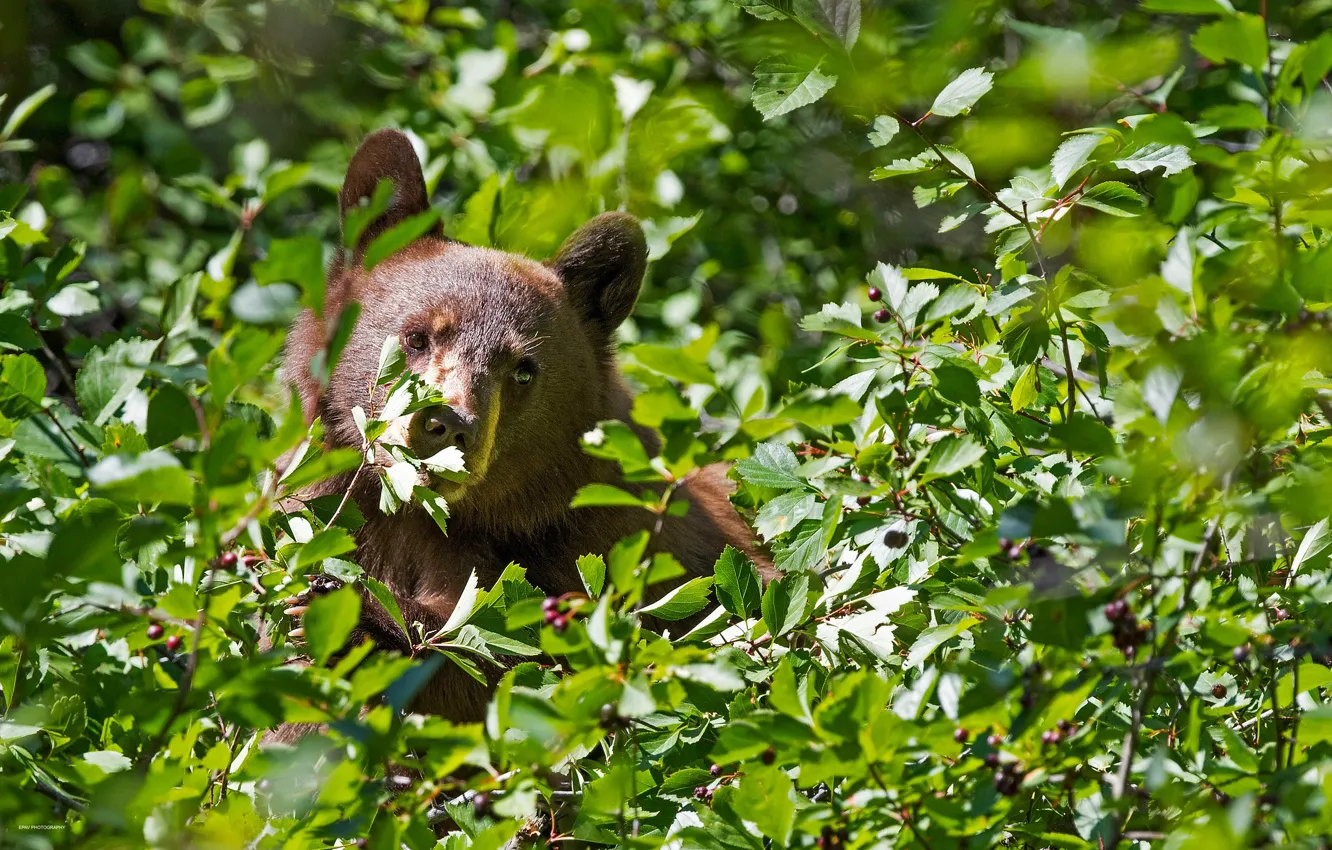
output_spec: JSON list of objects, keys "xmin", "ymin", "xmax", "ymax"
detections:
[{"xmin": 409, "ymin": 404, "xmax": 479, "ymax": 458}]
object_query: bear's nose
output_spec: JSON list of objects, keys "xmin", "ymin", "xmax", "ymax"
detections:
[{"xmin": 420, "ymin": 405, "xmax": 478, "ymax": 452}]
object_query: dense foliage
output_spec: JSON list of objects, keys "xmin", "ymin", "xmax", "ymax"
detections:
[{"xmin": 4, "ymin": 0, "xmax": 1332, "ymax": 846}]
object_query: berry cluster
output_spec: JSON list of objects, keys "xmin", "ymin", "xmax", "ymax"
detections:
[
  {"xmin": 816, "ymin": 825, "xmax": 851, "ymax": 848},
  {"xmin": 1041, "ymin": 719, "xmax": 1075, "ymax": 745},
  {"xmin": 542, "ymin": 596, "xmax": 575, "ymax": 633},
  {"xmin": 867, "ymin": 284, "xmax": 890, "ymax": 324},
  {"xmin": 1104, "ymin": 599, "xmax": 1146, "ymax": 658},
  {"xmin": 146, "ymin": 622, "xmax": 183, "ymax": 652},
  {"xmin": 993, "ymin": 761, "xmax": 1022, "ymax": 796}
]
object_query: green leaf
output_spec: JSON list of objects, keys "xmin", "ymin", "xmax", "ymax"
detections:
[
  {"xmin": 922, "ymin": 437, "xmax": 987, "ymax": 481},
  {"xmin": 578, "ymin": 553, "xmax": 607, "ymax": 597},
  {"xmin": 1192, "ymin": 13, "xmax": 1268, "ymax": 70},
  {"xmin": 868, "ymin": 115, "xmax": 899, "ymax": 147},
  {"xmin": 293, "ymin": 528, "xmax": 358, "ymax": 571},
  {"xmin": 641, "ymin": 576, "xmax": 714, "ymax": 621},
  {"xmin": 906, "ymin": 618, "xmax": 978, "ymax": 668},
  {"xmin": 363, "ymin": 575, "xmax": 408, "ymax": 639},
  {"xmin": 302, "ymin": 586, "xmax": 361, "ymax": 666},
  {"xmin": 0, "ymin": 354, "xmax": 46, "ymax": 419},
  {"xmin": 2, "ymin": 84, "xmax": 57, "ymax": 141},
  {"xmin": 363, "ymin": 210, "xmax": 441, "ymax": 271},
  {"xmin": 1142, "ymin": 0, "xmax": 1234, "ymax": 12},
  {"xmin": 761, "ymin": 570, "xmax": 810, "ymax": 638},
  {"xmin": 570, "ymin": 483, "xmax": 649, "ymax": 509},
  {"xmin": 1050, "ymin": 133, "xmax": 1104, "ymax": 189},
  {"xmin": 1112, "ymin": 144, "xmax": 1193, "ymax": 177},
  {"xmin": 713, "ymin": 546, "xmax": 762, "ymax": 617},
  {"xmin": 930, "ymin": 67, "xmax": 994, "ymax": 117},
  {"xmin": 627, "ymin": 342, "xmax": 716, "ymax": 385},
  {"xmin": 88, "ymin": 450, "xmax": 194, "ymax": 505},
  {"xmin": 731, "ymin": 764, "xmax": 796, "ymax": 846},
  {"xmin": 1077, "ymin": 181, "xmax": 1147, "ymax": 216},
  {"xmin": 1290, "ymin": 519, "xmax": 1331, "ymax": 581},
  {"xmin": 735, "ymin": 443, "xmax": 805, "ymax": 490},
  {"xmin": 751, "ymin": 55, "xmax": 838, "ymax": 120},
  {"xmin": 75, "ymin": 339, "xmax": 157, "ymax": 426},
  {"xmin": 254, "ymin": 235, "xmax": 327, "ymax": 318}
]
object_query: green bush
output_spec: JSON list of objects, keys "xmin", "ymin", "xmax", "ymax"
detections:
[{"xmin": 3, "ymin": 0, "xmax": 1332, "ymax": 847}]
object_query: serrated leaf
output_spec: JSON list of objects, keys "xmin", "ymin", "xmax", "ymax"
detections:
[
  {"xmin": 1077, "ymin": 181, "xmax": 1147, "ymax": 216},
  {"xmin": 923, "ymin": 437, "xmax": 987, "ymax": 481},
  {"xmin": 1113, "ymin": 143, "xmax": 1194, "ymax": 177},
  {"xmin": 578, "ymin": 553, "xmax": 607, "ymax": 597},
  {"xmin": 752, "ymin": 55, "xmax": 838, "ymax": 120},
  {"xmin": 1051, "ymin": 134, "xmax": 1103, "ymax": 189},
  {"xmin": 761, "ymin": 570, "xmax": 810, "ymax": 638},
  {"xmin": 302, "ymin": 586, "xmax": 361, "ymax": 666},
  {"xmin": 1192, "ymin": 13, "xmax": 1268, "ymax": 71},
  {"xmin": 713, "ymin": 545, "xmax": 763, "ymax": 617},
  {"xmin": 930, "ymin": 67, "xmax": 994, "ymax": 117},
  {"xmin": 571, "ymin": 483, "xmax": 650, "ymax": 509},
  {"xmin": 641, "ymin": 576, "xmax": 714, "ymax": 621},
  {"xmin": 735, "ymin": 443, "xmax": 805, "ymax": 490},
  {"xmin": 868, "ymin": 115, "xmax": 899, "ymax": 147}
]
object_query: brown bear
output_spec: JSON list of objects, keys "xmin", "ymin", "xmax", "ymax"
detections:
[{"xmin": 278, "ymin": 129, "xmax": 769, "ymax": 727}]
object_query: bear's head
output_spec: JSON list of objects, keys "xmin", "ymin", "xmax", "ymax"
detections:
[{"xmin": 288, "ymin": 130, "xmax": 647, "ymax": 535}]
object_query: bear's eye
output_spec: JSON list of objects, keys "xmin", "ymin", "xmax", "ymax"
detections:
[
  {"xmin": 404, "ymin": 331, "xmax": 428, "ymax": 352},
  {"xmin": 513, "ymin": 361, "xmax": 536, "ymax": 386}
]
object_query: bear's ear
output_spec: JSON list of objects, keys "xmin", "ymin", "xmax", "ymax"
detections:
[
  {"xmin": 549, "ymin": 212, "xmax": 647, "ymax": 335},
  {"xmin": 340, "ymin": 129, "xmax": 436, "ymax": 256}
]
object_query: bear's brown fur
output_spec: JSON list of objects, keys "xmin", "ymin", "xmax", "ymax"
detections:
[{"xmin": 279, "ymin": 129, "xmax": 769, "ymax": 726}]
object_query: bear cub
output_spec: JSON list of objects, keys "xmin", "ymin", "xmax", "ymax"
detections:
[{"xmin": 281, "ymin": 129, "xmax": 768, "ymax": 723}]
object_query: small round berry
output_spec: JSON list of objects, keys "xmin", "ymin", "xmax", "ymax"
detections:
[
  {"xmin": 1273, "ymin": 608, "xmax": 1291, "ymax": 622},
  {"xmin": 867, "ymin": 286, "xmax": 882, "ymax": 302},
  {"xmin": 709, "ymin": 764, "xmax": 723, "ymax": 778},
  {"xmin": 984, "ymin": 752, "xmax": 1000, "ymax": 768},
  {"xmin": 542, "ymin": 597, "xmax": 560, "ymax": 613},
  {"xmin": 600, "ymin": 703, "xmax": 618, "ymax": 727},
  {"xmin": 472, "ymin": 791, "xmax": 490, "ymax": 816},
  {"xmin": 856, "ymin": 495, "xmax": 870, "ymax": 507},
  {"xmin": 1232, "ymin": 644, "xmax": 1251, "ymax": 663},
  {"xmin": 883, "ymin": 529, "xmax": 910, "ymax": 548},
  {"xmin": 218, "ymin": 551, "xmax": 238, "ymax": 570},
  {"xmin": 873, "ymin": 308, "xmax": 891, "ymax": 324},
  {"xmin": 953, "ymin": 727, "xmax": 968, "ymax": 745},
  {"xmin": 551, "ymin": 615, "xmax": 569, "ymax": 633},
  {"xmin": 986, "ymin": 734, "xmax": 1003, "ymax": 748},
  {"xmin": 1122, "ymin": 644, "xmax": 1136, "ymax": 660},
  {"xmin": 1104, "ymin": 600, "xmax": 1127, "ymax": 622},
  {"xmin": 1211, "ymin": 684, "xmax": 1226, "ymax": 699},
  {"xmin": 693, "ymin": 785, "xmax": 710, "ymax": 800},
  {"xmin": 760, "ymin": 746, "xmax": 776, "ymax": 765},
  {"xmin": 1056, "ymin": 719, "xmax": 1073, "ymax": 733},
  {"xmin": 147, "ymin": 623, "xmax": 164, "ymax": 640},
  {"xmin": 166, "ymin": 634, "xmax": 182, "ymax": 651}
]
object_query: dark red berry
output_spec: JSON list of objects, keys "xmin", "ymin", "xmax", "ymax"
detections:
[
  {"xmin": 760, "ymin": 746, "xmax": 776, "ymax": 765},
  {"xmin": 868, "ymin": 286, "xmax": 882, "ymax": 302},
  {"xmin": 883, "ymin": 529, "xmax": 910, "ymax": 548},
  {"xmin": 551, "ymin": 615, "xmax": 569, "ymax": 633},
  {"xmin": 838, "ymin": 827, "xmax": 850, "ymax": 842},
  {"xmin": 600, "ymin": 703, "xmax": 618, "ymax": 727},
  {"xmin": 1104, "ymin": 600, "xmax": 1127, "ymax": 621},
  {"xmin": 542, "ymin": 597, "xmax": 559, "ymax": 613},
  {"xmin": 856, "ymin": 495, "xmax": 870, "ymax": 507},
  {"xmin": 873, "ymin": 308, "xmax": 891, "ymax": 324},
  {"xmin": 218, "ymin": 551, "xmax": 238, "ymax": 570},
  {"xmin": 953, "ymin": 727, "xmax": 968, "ymax": 744},
  {"xmin": 1123, "ymin": 644, "xmax": 1137, "ymax": 660},
  {"xmin": 709, "ymin": 764, "xmax": 723, "ymax": 777},
  {"xmin": 1233, "ymin": 645, "xmax": 1251, "ymax": 663},
  {"xmin": 693, "ymin": 785, "xmax": 710, "ymax": 800},
  {"xmin": 472, "ymin": 792, "xmax": 490, "ymax": 816},
  {"xmin": 166, "ymin": 634, "xmax": 182, "ymax": 651},
  {"xmin": 1273, "ymin": 608, "xmax": 1291, "ymax": 622},
  {"xmin": 984, "ymin": 752, "xmax": 1000, "ymax": 768},
  {"xmin": 147, "ymin": 623, "xmax": 164, "ymax": 640},
  {"xmin": 986, "ymin": 734, "xmax": 1002, "ymax": 748},
  {"xmin": 1057, "ymin": 719, "xmax": 1072, "ymax": 733},
  {"xmin": 1212, "ymin": 684, "xmax": 1226, "ymax": 699}
]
